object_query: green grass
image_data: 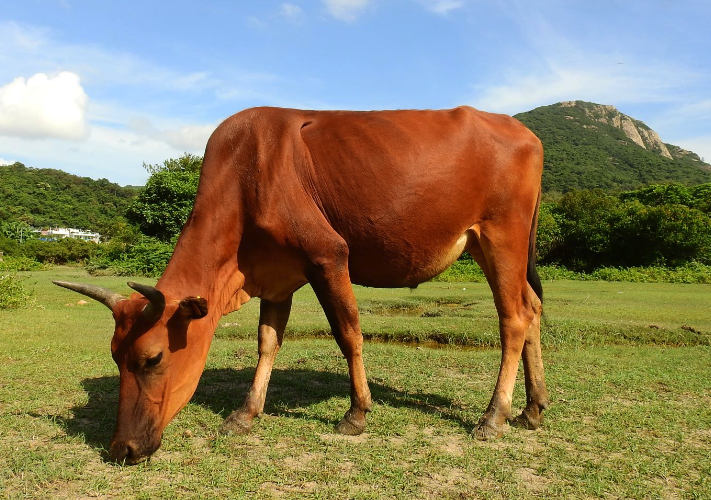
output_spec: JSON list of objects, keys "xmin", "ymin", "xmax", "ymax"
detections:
[
  {"xmin": 216, "ymin": 272, "xmax": 710, "ymax": 348},
  {"xmin": 435, "ymin": 259, "xmax": 711, "ymax": 285},
  {"xmin": 1, "ymin": 267, "xmax": 710, "ymax": 498}
]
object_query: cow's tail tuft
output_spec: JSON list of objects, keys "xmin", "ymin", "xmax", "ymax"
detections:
[{"xmin": 527, "ymin": 188, "xmax": 543, "ymax": 303}]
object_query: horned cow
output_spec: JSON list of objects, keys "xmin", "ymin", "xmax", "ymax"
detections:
[{"xmin": 56, "ymin": 106, "xmax": 548, "ymax": 464}]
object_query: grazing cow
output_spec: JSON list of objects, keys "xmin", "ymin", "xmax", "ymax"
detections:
[{"xmin": 55, "ymin": 106, "xmax": 548, "ymax": 464}]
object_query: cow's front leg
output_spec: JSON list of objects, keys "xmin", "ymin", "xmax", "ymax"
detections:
[
  {"xmin": 307, "ymin": 251, "xmax": 372, "ymax": 435},
  {"xmin": 220, "ymin": 296, "xmax": 292, "ymax": 435}
]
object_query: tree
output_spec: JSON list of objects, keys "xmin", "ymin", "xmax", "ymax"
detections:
[
  {"xmin": 1, "ymin": 221, "xmax": 37, "ymax": 243},
  {"xmin": 126, "ymin": 154, "xmax": 203, "ymax": 242},
  {"xmin": 552, "ymin": 190, "xmax": 623, "ymax": 270},
  {"xmin": 612, "ymin": 203, "xmax": 711, "ymax": 266},
  {"xmin": 620, "ymin": 183, "xmax": 694, "ymax": 207},
  {"xmin": 142, "ymin": 153, "xmax": 203, "ymax": 175}
]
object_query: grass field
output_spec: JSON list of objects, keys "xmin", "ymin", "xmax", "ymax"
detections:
[{"xmin": 1, "ymin": 268, "xmax": 710, "ymax": 499}]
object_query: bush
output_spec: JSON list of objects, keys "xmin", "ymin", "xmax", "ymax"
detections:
[
  {"xmin": 87, "ymin": 236, "xmax": 174, "ymax": 277},
  {"xmin": 433, "ymin": 258, "xmax": 486, "ymax": 282},
  {"xmin": 535, "ymin": 203, "xmax": 563, "ymax": 262},
  {"xmin": 0, "ymin": 234, "xmax": 20, "ymax": 256},
  {"xmin": 537, "ymin": 265, "xmax": 583, "ymax": 280},
  {"xmin": 551, "ymin": 189, "xmax": 624, "ymax": 269},
  {"xmin": 20, "ymin": 238, "xmax": 98, "ymax": 264},
  {"xmin": 612, "ymin": 203, "xmax": 711, "ymax": 266},
  {"xmin": 620, "ymin": 182, "xmax": 711, "ymax": 215},
  {"xmin": 587, "ymin": 263, "xmax": 711, "ymax": 284},
  {"xmin": 0, "ymin": 273, "xmax": 34, "ymax": 309},
  {"xmin": 537, "ymin": 188, "xmax": 711, "ymax": 270},
  {"xmin": 0, "ymin": 256, "xmax": 45, "ymax": 271}
]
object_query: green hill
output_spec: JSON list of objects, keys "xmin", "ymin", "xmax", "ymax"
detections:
[
  {"xmin": 515, "ymin": 101, "xmax": 711, "ymax": 192},
  {"xmin": 0, "ymin": 162, "xmax": 137, "ymax": 232}
]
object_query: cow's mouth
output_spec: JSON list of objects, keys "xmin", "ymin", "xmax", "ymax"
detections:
[{"xmin": 108, "ymin": 438, "xmax": 160, "ymax": 465}]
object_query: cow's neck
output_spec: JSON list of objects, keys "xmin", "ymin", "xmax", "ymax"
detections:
[{"xmin": 156, "ymin": 206, "xmax": 245, "ymax": 323}]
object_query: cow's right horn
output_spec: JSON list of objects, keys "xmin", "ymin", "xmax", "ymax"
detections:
[
  {"xmin": 127, "ymin": 282, "xmax": 166, "ymax": 322},
  {"xmin": 53, "ymin": 281, "xmax": 125, "ymax": 310}
]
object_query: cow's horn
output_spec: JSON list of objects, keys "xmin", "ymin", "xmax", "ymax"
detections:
[
  {"xmin": 127, "ymin": 282, "xmax": 166, "ymax": 322},
  {"xmin": 53, "ymin": 280, "xmax": 125, "ymax": 310}
]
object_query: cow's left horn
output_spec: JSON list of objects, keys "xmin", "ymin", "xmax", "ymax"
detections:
[
  {"xmin": 127, "ymin": 282, "xmax": 166, "ymax": 322},
  {"xmin": 53, "ymin": 281, "xmax": 125, "ymax": 310}
]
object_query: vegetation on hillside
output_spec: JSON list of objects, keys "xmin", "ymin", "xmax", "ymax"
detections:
[
  {"xmin": 515, "ymin": 102, "xmax": 711, "ymax": 192},
  {"xmin": 0, "ymin": 162, "xmax": 137, "ymax": 236}
]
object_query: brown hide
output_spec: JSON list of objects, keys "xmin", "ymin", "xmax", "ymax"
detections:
[{"xmin": 58, "ymin": 106, "xmax": 548, "ymax": 464}]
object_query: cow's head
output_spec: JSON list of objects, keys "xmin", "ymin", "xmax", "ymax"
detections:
[{"xmin": 54, "ymin": 280, "xmax": 210, "ymax": 464}]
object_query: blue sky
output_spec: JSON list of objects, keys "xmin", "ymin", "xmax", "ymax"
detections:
[{"xmin": 1, "ymin": 0, "xmax": 710, "ymax": 186}]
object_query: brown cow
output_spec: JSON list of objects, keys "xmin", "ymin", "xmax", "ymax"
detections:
[{"xmin": 55, "ymin": 106, "xmax": 548, "ymax": 464}]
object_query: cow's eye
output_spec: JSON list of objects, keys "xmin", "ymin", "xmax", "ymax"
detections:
[{"xmin": 145, "ymin": 352, "xmax": 163, "ymax": 368}]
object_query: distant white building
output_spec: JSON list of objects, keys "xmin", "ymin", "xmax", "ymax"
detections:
[{"xmin": 40, "ymin": 227, "xmax": 101, "ymax": 243}]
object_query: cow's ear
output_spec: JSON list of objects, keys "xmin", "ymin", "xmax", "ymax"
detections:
[{"xmin": 178, "ymin": 296, "xmax": 208, "ymax": 319}]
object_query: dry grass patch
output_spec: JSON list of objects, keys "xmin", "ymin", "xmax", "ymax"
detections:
[{"xmin": 419, "ymin": 468, "xmax": 493, "ymax": 499}]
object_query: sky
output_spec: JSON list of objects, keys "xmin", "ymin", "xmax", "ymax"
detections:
[{"xmin": 1, "ymin": 0, "xmax": 710, "ymax": 186}]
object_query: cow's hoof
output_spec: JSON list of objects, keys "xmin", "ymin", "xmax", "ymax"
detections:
[
  {"xmin": 510, "ymin": 407, "xmax": 543, "ymax": 430},
  {"xmin": 335, "ymin": 409, "xmax": 366, "ymax": 436},
  {"xmin": 474, "ymin": 418, "xmax": 505, "ymax": 441},
  {"xmin": 219, "ymin": 411, "xmax": 253, "ymax": 435}
]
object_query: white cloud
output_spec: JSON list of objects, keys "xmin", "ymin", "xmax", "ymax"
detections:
[
  {"xmin": 421, "ymin": 0, "xmax": 464, "ymax": 15},
  {"xmin": 471, "ymin": 57, "xmax": 697, "ymax": 116},
  {"xmin": 321, "ymin": 0, "xmax": 463, "ymax": 20},
  {"xmin": 0, "ymin": 21, "xmax": 48, "ymax": 54},
  {"xmin": 0, "ymin": 158, "xmax": 15, "ymax": 166},
  {"xmin": 0, "ymin": 123, "xmax": 198, "ymax": 185},
  {"xmin": 128, "ymin": 118, "xmax": 215, "ymax": 152},
  {"xmin": 161, "ymin": 124, "xmax": 216, "ymax": 151},
  {"xmin": 280, "ymin": 3, "xmax": 303, "ymax": 19},
  {"xmin": 0, "ymin": 21, "xmax": 218, "ymax": 95},
  {"xmin": 0, "ymin": 71, "xmax": 89, "ymax": 140},
  {"xmin": 668, "ymin": 99, "xmax": 711, "ymax": 123},
  {"xmin": 246, "ymin": 16, "xmax": 268, "ymax": 29},
  {"xmin": 323, "ymin": 0, "xmax": 370, "ymax": 22},
  {"xmin": 470, "ymin": 1, "xmax": 709, "ymax": 119}
]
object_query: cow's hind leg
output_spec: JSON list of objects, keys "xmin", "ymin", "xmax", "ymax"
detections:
[
  {"xmin": 219, "ymin": 296, "xmax": 292, "ymax": 435},
  {"xmin": 306, "ymin": 244, "xmax": 372, "ymax": 435},
  {"xmin": 466, "ymin": 227, "xmax": 539, "ymax": 440},
  {"xmin": 511, "ymin": 286, "xmax": 550, "ymax": 430}
]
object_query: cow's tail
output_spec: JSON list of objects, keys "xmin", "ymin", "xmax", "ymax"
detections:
[{"xmin": 527, "ymin": 188, "xmax": 543, "ymax": 303}]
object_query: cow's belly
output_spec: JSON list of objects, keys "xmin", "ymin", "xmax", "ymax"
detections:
[{"xmin": 347, "ymin": 230, "xmax": 474, "ymax": 288}]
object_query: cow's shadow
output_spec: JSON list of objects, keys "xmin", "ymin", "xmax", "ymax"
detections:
[{"xmin": 59, "ymin": 366, "xmax": 474, "ymax": 453}]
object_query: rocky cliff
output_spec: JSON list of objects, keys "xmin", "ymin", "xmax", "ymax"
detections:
[
  {"xmin": 559, "ymin": 101, "xmax": 675, "ymax": 159},
  {"xmin": 558, "ymin": 101, "xmax": 710, "ymax": 167}
]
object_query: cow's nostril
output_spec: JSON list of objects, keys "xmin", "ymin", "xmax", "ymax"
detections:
[
  {"xmin": 124, "ymin": 444, "xmax": 136, "ymax": 462},
  {"xmin": 109, "ymin": 443, "xmax": 129, "ymax": 462},
  {"xmin": 109, "ymin": 442, "xmax": 139, "ymax": 464}
]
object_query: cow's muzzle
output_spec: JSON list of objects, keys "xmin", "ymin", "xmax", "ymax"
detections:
[{"xmin": 108, "ymin": 438, "xmax": 160, "ymax": 465}]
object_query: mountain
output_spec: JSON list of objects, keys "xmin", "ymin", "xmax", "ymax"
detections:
[
  {"xmin": 0, "ymin": 162, "xmax": 137, "ymax": 232},
  {"xmin": 514, "ymin": 101, "xmax": 711, "ymax": 192}
]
